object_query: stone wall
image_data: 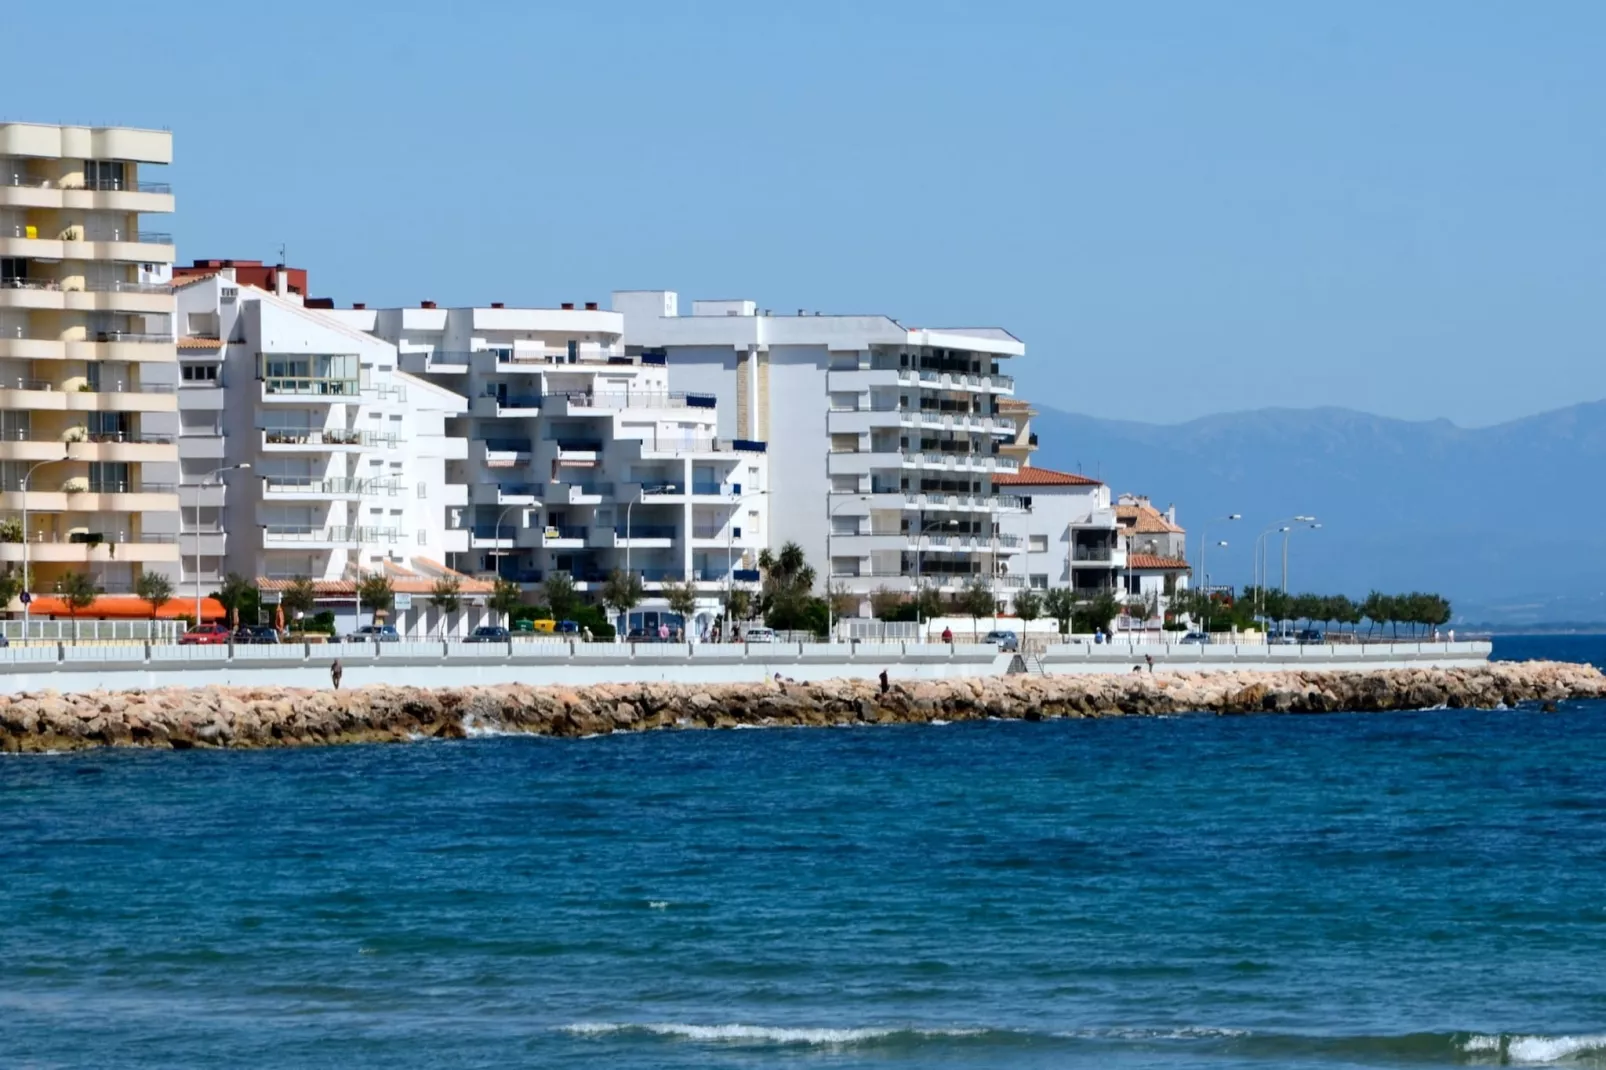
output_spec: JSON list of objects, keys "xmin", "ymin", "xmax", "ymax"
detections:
[{"xmin": 2, "ymin": 661, "xmax": 1598, "ymax": 753}]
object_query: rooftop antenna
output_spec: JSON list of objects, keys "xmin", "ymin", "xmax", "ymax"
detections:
[{"xmin": 277, "ymin": 242, "xmax": 287, "ymax": 267}]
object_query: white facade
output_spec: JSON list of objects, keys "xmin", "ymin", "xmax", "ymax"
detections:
[
  {"xmin": 1, "ymin": 123, "xmax": 182, "ymax": 598},
  {"xmin": 331, "ymin": 302, "xmax": 769, "ymax": 632},
  {"xmin": 612, "ymin": 291, "xmax": 1028, "ymax": 612},
  {"xmin": 996, "ymin": 468, "xmax": 1125, "ymax": 597},
  {"xmin": 174, "ymin": 275, "xmax": 470, "ymax": 631}
]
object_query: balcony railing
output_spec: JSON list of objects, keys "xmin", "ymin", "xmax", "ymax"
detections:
[
  {"xmin": 135, "ymin": 231, "xmax": 173, "ymax": 244},
  {"xmin": 3, "ymin": 378, "xmax": 54, "ymax": 391},
  {"xmin": 617, "ymin": 524, "xmax": 676, "ymax": 540},
  {"xmin": 492, "ymin": 483, "xmax": 542, "ymax": 499},
  {"xmin": 85, "ymin": 480, "xmax": 177, "ymax": 494},
  {"xmin": 552, "ymin": 438, "xmax": 604, "ymax": 452},
  {"xmin": 262, "ymin": 377, "xmax": 361, "ymax": 397},
  {"xmin": 81, "ymin": 280, "xmax": 173, "ymax": 294},
  {"xmin": 262, "ymin": 428, "xmax": 392, "ymax": 448},
  {"xmin": 543, "ymin": 525, "xmax": 587, "ymax": 540},
  {"xmin": 492, "ymin": 394, "xmax": 543, "ymax": 409},
  {"xmin": 470, "ymin": 524, "xmax": 517, "ymax": 540},
  {"xmin": 262, "ymin": 478, "xmax": 377, "ymax": 496},
  {"xmin": 1073, "ymin": 546, "xmax": 1116, "ymax": 561},
  {"xmin": 93, "ymin": 331, "xmax": 171, "ymax": 344},
  {"xmin": 482, "ymin": 438, "xmax": 533, "ymax": 453},
  {"xmin": 564, "ymin": 482, "xmax": 615, "ymax": 497},
  {"xmin": 262, "ymin": 525, "xmax": 398, "ymax": 543},
  {"xmin": 690, "ymin": 481, "xmax": 724, "ymax": 495}
]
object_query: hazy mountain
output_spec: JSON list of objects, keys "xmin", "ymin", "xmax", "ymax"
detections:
[{"xmin": 1030, "ymin": 400, "xmax": 1606, "ymax": 624}]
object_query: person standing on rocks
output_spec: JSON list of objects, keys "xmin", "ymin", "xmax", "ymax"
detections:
[
  {"xmin": 330, "ymin": 659, "xmax": 343, "ymax": 690},
  {"xmin": 1146, "ymin": 654, "xmax": 1154, "ymax": 673},
  {"xmin": 880, "ymin": 669, "xmax": 890, "ymax": 695}
]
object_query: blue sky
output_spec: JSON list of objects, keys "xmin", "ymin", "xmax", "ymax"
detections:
[{"xmin": 9, "ymin": 1, "xmax": 1605, "ymax": 425}]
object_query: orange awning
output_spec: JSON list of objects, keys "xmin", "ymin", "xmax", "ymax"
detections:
[{"xmin": 25, "ymin": 596, "xmax": 228, "ymax": 621}]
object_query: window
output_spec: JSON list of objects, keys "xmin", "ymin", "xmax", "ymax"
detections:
[
  {"xmin": 1030, "ymin": 574, "xmax": 1049, "ymax": 590},
  {"xmin": 417, "ymin": 481, "xmax": 427, "ymax": 498},
  {"xmin": 418, "ymin": 530, "xmax": 427, "ymax": 545},
  {"xmin": 1028, "ymin": 534, "xmax": 1048, "ymax": 553},
  {"xmin": 182, "ymin": 363, "xmax": 219, "ymax": 382}
]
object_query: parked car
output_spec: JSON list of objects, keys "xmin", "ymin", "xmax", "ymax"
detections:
[
  {"xmin": 1295, "ymin": 628, "xmax": 1326, "ymax": 645},
  {"xmin": 983, "ymin": 629, "xmax": 1020, "ymax": 652},
  {"xmin": 626, "ymin": 627, "xmax": 655, "ymax": 643},
  {"xmin": 463, "ymin": 625, "xmax": 511, "ymax": 643},
  {"xmin": 345, "ymin": 625, "xmax": 400, "ymax": 643},
  {"xmin": 743, "ymin": 626, "xmax": 777, "ymax": 644},
  {"xmin": 178, "ymin": 624, "xmax": 232, "ymax": 646},
  {"xmin": 232, "ymin": 625, "xmax": 281, "ymax": 645},
  {"xmin": 1179, "ymin": 632, "xmax": 1212, "ymax": 645}
]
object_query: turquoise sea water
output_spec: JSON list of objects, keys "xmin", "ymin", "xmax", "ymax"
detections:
[{"xmin": 2, "ymin": 636, "xmax": 1604, "ymax": 1069}]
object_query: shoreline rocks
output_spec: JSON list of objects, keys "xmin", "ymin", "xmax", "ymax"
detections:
[{"xmin": 1, "ymin": 661, "xmax": 1601, "ymax": 754}]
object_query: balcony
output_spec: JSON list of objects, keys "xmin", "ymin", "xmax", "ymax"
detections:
[
  {"xmin": 0, "ymin": 479, "xmax": 179, "ymax": 512},
  {"xmin": 0, "ymin": 532, "xmax": 179, "ymax": 565},
  {"xmin": 262, "ymin": 477, "xmax": 374, "ymax": 500},
  {"xmin": 541, "ymin": 524, "xmax": 587, "ymax": 547},
  {"xmin": 260, "ymin": 377, "xmax": 362, "ymax": 402},
  {"xmin": 0, "ymin": 175, "xmax": 176, "ymax": 214},
  {"xmin": 617, "ymin": 524, "xmax": 676, "ymax": 540},
  {"xmin": 480, "ymin": 439, "xmax": 533, "ymax": 465},
  {"xmin": 0, "ymin": 430, "xmax": 175, "ymax": 463},
  {"xmin": 553, "ymin": 481, "xmax": 614, "ymax": 503},
  {"xmin": 261, "ymin": 428, "xmax": 391, "ymax": 452},
  {"xmin": 491, "ymin": 482, "xmax": 542, "ymax": 504},
  {"xmin": 261, "ymin": 525, "xmax": 398, "ymax": 547},
  {"xmin": 469, "ymin": 524, "xmax": 518, "ymax": 548}
]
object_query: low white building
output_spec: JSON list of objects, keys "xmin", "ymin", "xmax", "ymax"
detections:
[
  {"xmin": 612, "ymin": 290, "xmax": 1027, "ymax": 613},
  {"xmin": 1115, "ymin": 494, "xmax": 1190, "ymax": 631},
  {"xmin": 330, "ymin": 301, "xmax": 769, "ymax": 633},
  {"xmin": 173, "ymin": 272, "xmax": 487, "ymax": 636},
  {"xmin": 995, "ymin": 465, "xmax": 1124, "ymax": 597}
]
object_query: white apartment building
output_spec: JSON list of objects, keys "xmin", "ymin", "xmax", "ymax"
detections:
[
  {"xmin": 995, "ymin": 466, "xmax": 1124, "ymax": 596},
  {"xmin": 612, "ymin": 291, "xmax": 1027, "ymax": 613},
  {"xmin": 1, "ymin": 123, "xmax": 182, "ymax": 603},
  {"xmin": 173, "ymin": 273, "xmax": 486, "ymax": 636},
  {"xmin": 332, "ymin": 301, "xmax": 769, "ymax": 632}
]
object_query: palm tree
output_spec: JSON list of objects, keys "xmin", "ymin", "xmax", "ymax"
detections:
[
  {"xmin": 357, "ymin": 571, "xmax": 395, "ymax": 627},
  {"xmin": 214, "ymin": 572, "xmax": 256, "ymax": 628},
  {"xmin": 281, "ymin": 575, "xmax": 317, "ymax": 631}
]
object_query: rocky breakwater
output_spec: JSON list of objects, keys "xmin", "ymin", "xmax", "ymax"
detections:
[{"xmin": 1, "ymin": 661, "xmax": 1602, "ymax": 754}]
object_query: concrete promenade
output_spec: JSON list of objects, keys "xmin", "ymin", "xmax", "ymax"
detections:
[{"xmin": 0, "ymin": 639, "xmax": 1492, "ymax": 695}]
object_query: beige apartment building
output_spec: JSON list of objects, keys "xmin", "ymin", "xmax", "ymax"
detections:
[{"xmin": 0, "ymin": 123, "xmax": 182, "ymax": 598}]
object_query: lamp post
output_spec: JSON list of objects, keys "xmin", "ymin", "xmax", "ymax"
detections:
[
  {"xmin": 825, "ymin": 493, "xmax": 870, "ymax": 642},
  {"xmin": 492, "ymin": 501, "xmax": 521, "ymax": 583},
  {"xmin": 1282, "ymin": 522, "xmax": 1321, "ymax": 594},
  {"xmin": 195, "ymin": 464, "xmax": 249, "ymax": 624},
  {"xmin": 624, "ymin": 483, "xmax": 671, "ymax": 583},
  {"xmin": 913, "ymin": 517, "xmax": 959, "ymax": 636},
  {"xmin": 20, "ymin": 452, "xmax": 71, "ymax": 642},
  {"xmin": 1253, "ymin": 515, "xmax": 1314, "ymax": 621},
  {"xmin": 1195, "ymin": 514, "xmax": 1240, "ymax": 591},
  {"xmin": 1199, "ymin": 540, "xmax": 1228, "ymax": 630}
]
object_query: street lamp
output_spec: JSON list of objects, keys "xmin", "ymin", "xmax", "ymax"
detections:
[
  {"xmin": 1200, "ymin": 540, "xmax": 1228, "ymax": 631},
  {"xmin": 492, "ymin": 501, "xmax": 522, "ymax": 584},
  {"xmin": 913, "ymin": 517, "xmax": 959, "ymax": 636},
  {"xmin": 1195, "ymin": 513, "xmax": 1240, "ymax": 591},
  {"xmin": 20, "ymin": 452, "xmax": 72, "ymax": 642},
  {"xmin": 624, "ymin": 483, "xmax": 672, "ymax": 583},
  {"xmin": 825, "ymin": 493, "xmax": 870, "ymax": 642},
  {"xmin": 1281, "ymin": 522, "xmax": 1321, "ymax": 594},
  {"xmin": 195, "ymin": 464, "xmax": 249, "ymax": 624},
  {"xmin": 1254, "ymin": 515, "xmax": 1315, "ymax": 620}
]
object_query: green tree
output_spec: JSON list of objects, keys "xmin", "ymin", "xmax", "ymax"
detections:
[
  {"xmin": 429, "ymin": 574, "xmax": 462, "ymax": 637},
  {"xmin": 662, "ymin": 579, "xmax": 699, "ymax": 632},
  {"xmin": 1012, "ymin": 587, "xmax": 1042, "ymax": 623},
  {"xmin": 1043, "ymin": 587, "xmax": 1076, "ymax": 634},
  {"xmin": 1073, "ymin": 590, "xmax": 1121, "ymax": 635},
  {"xmin": 758, "ymin": 541, "xmax": 818, "ymax": 630},
  {"xmin": 0, "ymin": 517, "xmax": 22, "ymax": 543},
  {"xmin": 281, "ymin": 575, "xmax": 318, "ymax": 627},
  {"xmin": 602, "ymin": 569, "xmax": 644, "ymax": 630},
  {"xmin": 55, "ymin": 569, "xmax": 99, "ymax": 644},
  {"xmin": 0, "ymin": 565, "xmax": 25, "ymax": 613},
  {"xmin": 134, "ymin": 570, "xmax": 174, "ymax": 620},
  {"xmin": 213, "ymin": 572, "xmax": 257, "ymax": 627},
  {"xmin": 725, "ymin": 587, "xmax": 753, "ymax": 623},
  {"xmin": 870, "ymin": 585, "xmax": 905, "ymax": 622},
  {"xmin": 358, "ymin": 571, "xmax": 395, "ymax": 626},
  {"xmin": 542, "ymin": 571, "xmax": 579, "ymax": 620},
  {"xmin": 957, "ymin": 577, "xmax": 995, "ymax": 639},
  {"xmin": 910, "ymin": 584, "xmax": 946, "ymax": 625},
  {"xmin": 487, "ymin": 577, "xmax": 522, "ymax": 626}
]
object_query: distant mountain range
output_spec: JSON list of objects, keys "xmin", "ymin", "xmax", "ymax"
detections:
[{"xmin": 1029, "ymin": 400, "xmax": 1606, "ymax": 626}]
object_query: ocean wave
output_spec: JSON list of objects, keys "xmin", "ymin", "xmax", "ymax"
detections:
[
  {"xmin": 459, "ymin": 714, "xmax": 518, "ymax": 738},
  {"xmin": 559, "ymin": 1022, "xmax": 987, "ymax": 1046},
  {"xmin": 558, "ymin": 1023, "xmax": 1606, "ymax": 1062}
]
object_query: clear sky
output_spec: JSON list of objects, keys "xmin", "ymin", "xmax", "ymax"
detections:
[{"xmin": 9, "ymin": 1, "xmax": 1604, "ymax": 425}]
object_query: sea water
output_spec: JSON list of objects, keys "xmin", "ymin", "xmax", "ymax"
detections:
[{"xmin": 1, "ymin": 636, "xmax": 1603, "ymax": 1069}]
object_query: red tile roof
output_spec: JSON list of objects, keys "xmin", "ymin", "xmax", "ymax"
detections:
[
  {"xmin": 993, "ymin": 465, "xmax": 1101, "ymax": 487},
  {"xmin": 177, "ymin": 336, "xmax": 222, "ymax": 349},
  {"xmin": 1116, "ymin": 503, "xmax": 1185, "ymax": 534},
  {"xmin": 1127, "ymin": 554, "xmax": 1190, "ymax": 571}
]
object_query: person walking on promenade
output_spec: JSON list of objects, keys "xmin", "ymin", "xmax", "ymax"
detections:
[
  {"xmin": 330, "ymin": 658, "xmax": 343, "ymax": 690},
  {"xmin": 1146, "ymin": 654, "xmax": 1154, "ymax": 673},
  {"xmin": 941, "ymin": 626, "xmax": 953, "ymax": 644}
]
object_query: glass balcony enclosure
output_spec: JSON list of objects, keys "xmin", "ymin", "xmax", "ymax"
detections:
[{"xmin": 258, "ymin": 353, "xmax": 360, "ymax": 396}]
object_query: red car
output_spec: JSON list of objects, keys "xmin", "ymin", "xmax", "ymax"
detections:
[{"xmin": 178, "ymin": 624, "xmax": 232, "ymax": 645}]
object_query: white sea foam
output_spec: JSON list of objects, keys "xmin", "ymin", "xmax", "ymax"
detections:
[
  {"xmin": 560, "ymin": 1022, "xmax": 981, "ymax": 1045},
  {"xmin": 459, "ymin": 714, "xmax": 519, "ymax": 738},
  {"xmin": 1462, "ymin": 1033, "xmax": 1606, "ymax": 1063},
  {"xmin": 1055, "ymin": 1026, "xmax": 1252, "ymax": 1041},
  {"xmin": 646, "ymin": 900, "xmax": 669, "ymax": 909}
]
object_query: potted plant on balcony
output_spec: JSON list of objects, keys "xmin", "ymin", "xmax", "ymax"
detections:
[
  {"xmin": 61, "ymin": 476, "xmax": 88, "ymax": 494},
  {"xmin": 62, "ymin": 425, "xmax": 88, "ymax": 444}
]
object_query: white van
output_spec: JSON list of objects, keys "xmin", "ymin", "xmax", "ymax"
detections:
[{"xmin": 743, "ymin": 626, "xmax": 777, "ymax": 644}]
